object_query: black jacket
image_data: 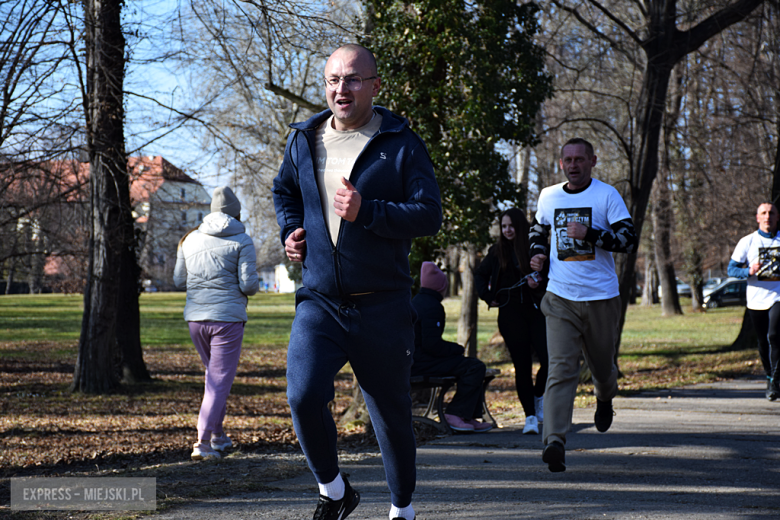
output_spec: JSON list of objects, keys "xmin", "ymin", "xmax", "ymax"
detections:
[
  {"xmin": 411, "ymin": 287, "xmax": 464, "ymax": 365},
  {"xmin": 475, "ymin": 244, "xmax": 547, "ymax": 308}
]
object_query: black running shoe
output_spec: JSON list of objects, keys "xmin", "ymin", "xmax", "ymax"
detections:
[
  {"xmin": 594, "ymin": 398, "xmax": 614, "ymax": 432},
  {"xmin": 767, "ymin": 379, "xmax": 779, "ymax": 401},
  {"xmin": 312, "ymin": 475, "xmax": 360, "ymax": 520},
  {"xmin": 542, "ymin": 441, "xmax": 566, "ymax": 473}
]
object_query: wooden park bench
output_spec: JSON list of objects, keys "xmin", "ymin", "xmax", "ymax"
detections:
[{"xmin": 409, "ymin": 368, "xmax": 501, "ymax": 434}]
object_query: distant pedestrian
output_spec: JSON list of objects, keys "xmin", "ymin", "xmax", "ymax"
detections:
[
  {"xmin": 412, "ymin": 262, "xmax": 493, "ymax": 433},
  {"xmin": 529, "ymin": 138, "xmax": 637, "ymax": 472},
  {"xmin": 272, "ymin": 44, "xmax": 441, "ymax": 520},
  {"xmin": 174, "ymin": 186, "xmax": 259, "ymax": 461},
  {"xmin": 475, "ymin": 208, "xmax": 548, "ymax": 435},
  {"xmin": 728, "ymin": 202, "xmax": 780, "ymax": 401}
]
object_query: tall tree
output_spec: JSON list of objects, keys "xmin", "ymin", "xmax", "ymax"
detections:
[
  {"xmin": 364, "ymin": 0, "xmax": 553, "ymax": 353},
  {"xmin": 72, "ymin": 0, "xmax": 129, "ymax": 393}
]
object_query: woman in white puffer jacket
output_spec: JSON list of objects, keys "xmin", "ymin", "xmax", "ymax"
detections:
[{"xmin": 174, "ymin": 186, "xmax": 259, "ymax": 460}]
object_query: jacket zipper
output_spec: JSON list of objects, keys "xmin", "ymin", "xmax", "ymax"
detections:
[{"xmin": 331, "ymin": 123, "xmax": 389, "ymax": 299}]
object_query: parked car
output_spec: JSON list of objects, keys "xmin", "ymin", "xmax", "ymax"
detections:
[
  {"xmin": 676, "ymin": 278, "xmax": 692, "ymax": 297},
  {"xmin": 702, "ymin": 278, "xmax": 747, "ymax": 309},
  {"xmin": 703, "ymin": 277, "xmax": 725, "ymax": 296}
]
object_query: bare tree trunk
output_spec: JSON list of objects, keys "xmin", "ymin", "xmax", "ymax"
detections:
[
  {"xmin": 772, "ymin": 96, "xmax": 780, "ymax": 205},
  {"xmin": 5, "ymin": 225, "xmax": 21, "ymax": 295},
  {"xmin": 642, "ymin": 257, "xmax": 659, "ymax": 306},
  {"xmin": 458, "ymin": 244, "xmax": 479, "ymax": 358},
  {"xmin": 688, "ymin": 249, "xmax": 705, "ymax": 312},
  {"xmin": 446, "ymin": 246, "xmax": 460, "ymax": 297},
  {"xmin": 28, "ymin": 248, "xmax": 44, "ymax": 294},
  {"xmin": 71, "ymin": 0, "xmax": 126, "ymax": 394},
  {"xmin": 117, "ymin": 223, "xmax": 151, "ymax": 383},
  {"xmin": 652, "ymin": 175, "xmax": 683, "ymax": 316}
]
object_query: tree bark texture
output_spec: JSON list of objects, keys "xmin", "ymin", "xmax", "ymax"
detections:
[
  {"xmin": 72, "ymin": 0, "xmax": 127, "ymax": 393},
  {"xmin": 457, "ymin": 244, "xmax": 479, "ymax": 358},
  {"xmin": 117, "ymin": 223, "xmax": 151, "ymax": 383},
  {"xmin": 642, "ymin": 256, "xmax": 659, "ymax": 305},
  {"xmin": 652, "ymin": 175, "xmax": 683, "ymax": 316},
  {"xmin": 771, "ymin": 101, "xmax": 780, "ymax": 205}
]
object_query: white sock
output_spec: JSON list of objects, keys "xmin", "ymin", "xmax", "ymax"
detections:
[
  {"xmin": 318, "ymin": 473, "xmax": 344, "ymax": 500},
  {"xmin": 389, "ymin": 503, "xmax": 415, "ymax": 519}
]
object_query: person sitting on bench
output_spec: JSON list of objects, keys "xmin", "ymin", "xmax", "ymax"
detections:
[{"xmin": 411, "ymin": 262, "xmax": 493, "ymax": 432}]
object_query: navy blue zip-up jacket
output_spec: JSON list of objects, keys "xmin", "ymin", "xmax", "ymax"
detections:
[{"xmin": 272, "ymin": 107, "xmax": 442, "ymax": 298}]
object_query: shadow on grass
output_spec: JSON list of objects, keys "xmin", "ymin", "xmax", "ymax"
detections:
[{"xmin": 621, "ymin": 342, "xmax": 742, "ymax": 358}]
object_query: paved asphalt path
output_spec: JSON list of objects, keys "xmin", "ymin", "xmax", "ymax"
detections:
[{"xmin": 146, "ymin": 378, "xmax": 779, "ymax": 519}]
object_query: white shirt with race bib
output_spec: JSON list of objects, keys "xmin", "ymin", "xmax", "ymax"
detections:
[
  {"xmin": 731, "ymin": 230, "xmax": 780, "ymax": 310},
  {"xmin": 535, "ymin": 178, "xmax": 631, "ymax": 301}
]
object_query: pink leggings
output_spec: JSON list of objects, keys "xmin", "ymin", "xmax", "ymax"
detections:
[{"xmin": 188, "ymin": 321, "xmax": 244, "ymax": 440}]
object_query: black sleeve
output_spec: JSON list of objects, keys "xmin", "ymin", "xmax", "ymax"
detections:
[{"xmin": 583, "ymin": 218, "xmax": 638, "ymax": 254}]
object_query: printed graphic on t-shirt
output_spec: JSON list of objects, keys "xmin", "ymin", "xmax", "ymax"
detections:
[
  {"xmin": 757, "ymin": 246, "xmax": 780, "ymax": 281},
  {"xmin": 554, "ymin": 207, "xmax": 595, "ymax": 261}
]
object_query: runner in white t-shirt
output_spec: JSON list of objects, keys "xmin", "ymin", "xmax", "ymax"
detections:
[
  {"xmin": 728, "ymin": 202, "xmax": 780, "ymax": 401},
  {"xmin": 529, "ymin": 138, "xmax": 638, "ymax": 473}
]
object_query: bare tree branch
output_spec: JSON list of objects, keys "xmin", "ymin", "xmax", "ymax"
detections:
[{"xmin": 263, "ymin": 81, "xmax": 326, "ymax": 112}]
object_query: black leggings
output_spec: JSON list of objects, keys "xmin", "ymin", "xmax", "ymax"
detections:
[
  {"xmin": 498, "ymin": 302, "xmax": 549, "ymax": 417},
  {"xmin": 749, "ymin": 302, "xmax": 780, "ymax": 380}
]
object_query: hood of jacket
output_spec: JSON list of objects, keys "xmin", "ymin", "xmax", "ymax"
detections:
[{"xmin": 199, "ymin": 212, "xmax": 246, "ymax": 237}]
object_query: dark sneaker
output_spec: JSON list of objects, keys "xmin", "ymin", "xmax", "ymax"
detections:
[
  {"xmin": 313, "ymin": 475, "xmax": 360, "ymax": 520},
  {"xmin": 767, "ymin": 379, "xmax": 779, "ymax": 401},
  {"xmin": 594, "ymin": 398, "xmax": 614, "ymax": 432},
  {"xmin": 542, "ymin": 441, "xmax": 565, "ymax": 473}
]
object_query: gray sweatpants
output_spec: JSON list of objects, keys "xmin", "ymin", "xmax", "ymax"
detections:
[{"xmin": 540, "ymin": 292, "xmax": 620, "ymax": 446}]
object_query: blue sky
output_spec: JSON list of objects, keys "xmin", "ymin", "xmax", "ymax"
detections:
[{"xmin": 123, "ymin": 0, "xmax": 226, "ymax": 189}]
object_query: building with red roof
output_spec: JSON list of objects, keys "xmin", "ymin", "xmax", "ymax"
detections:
[{"xmin": 1, "ymin": 156, "xmax": 210, "ymax": 293}]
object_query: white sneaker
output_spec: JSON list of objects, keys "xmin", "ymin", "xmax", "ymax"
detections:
[
  {"xmin": 534, "ymin": 395, "xmax": 544, "ymax": 424},
  {"xmin": 210, "ymin": 433, "xmax": 233, "ymax": 451},
  {"xmin": 191, "ymin": 442, "xmax": 221, "ymax": 461},
  {"xmin": 523, "ymin": 415, "xmax": 539, "ymax": 435}
]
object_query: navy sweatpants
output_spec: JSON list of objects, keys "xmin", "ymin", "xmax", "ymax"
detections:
[{"xmin": 286, "ymin": 287, "xmax": 417, "ymax": 507}]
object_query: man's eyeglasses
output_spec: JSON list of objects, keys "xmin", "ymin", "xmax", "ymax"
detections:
[{"xmin": 324, "ymin": 75, "xmax": 378, "ymax": 92}]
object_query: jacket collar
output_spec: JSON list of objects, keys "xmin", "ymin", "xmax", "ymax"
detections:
[{"xmin": 289, "ymin": 106, "xmax": 408, "ymax": 134}]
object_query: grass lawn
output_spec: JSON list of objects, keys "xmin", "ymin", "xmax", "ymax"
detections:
[{"xmin": 0, "ymin": 292, "xmax": 760, "ymax": 518}]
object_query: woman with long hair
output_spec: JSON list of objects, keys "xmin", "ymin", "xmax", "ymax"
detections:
[
  {"xmin": 475, "ymin": 207, "xmax": 549, "ymax": 434},
  {"xmin": 174, "ymin": 186, "xmax": 260, "ymax": 460}
]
